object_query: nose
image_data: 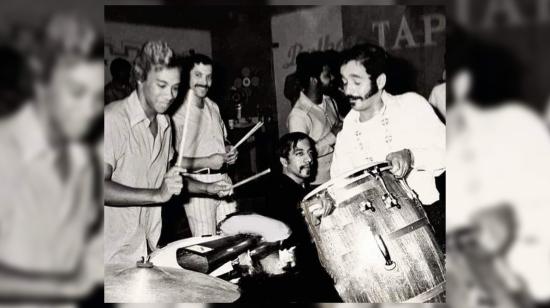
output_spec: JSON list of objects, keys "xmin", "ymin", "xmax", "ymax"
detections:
[{"xmin": 304, "ymin": 153, "xmax": 313, "ymax": 164}]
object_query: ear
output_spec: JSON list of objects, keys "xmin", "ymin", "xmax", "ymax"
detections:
[
  {"xmin": 376, "ymin": 73, "xmax": 386, "ymax": 90},
  {"xmin": 280, "ymin": 157, "xmax": 288, "ymax": 168}
]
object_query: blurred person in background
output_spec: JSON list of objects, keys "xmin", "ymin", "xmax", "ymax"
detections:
[
  {"xmin": 284, "ymin": 51, "xmax": 307, "ymax": 107},
  {"xmin": 446, "ymin": 24, "xmax": 550, "ymax": 307},
  {"xmin": 287, "ymin": 51, "xmax": 342, "ymax": 187},
  {"xmin": 0, "ymin": 13, "xmax": 104, "ymax": 301},
  {"xmin": 105, "ymin": 57, "xmax": 132, "ymax": 105}
]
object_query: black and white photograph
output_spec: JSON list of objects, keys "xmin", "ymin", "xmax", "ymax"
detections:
[
  {"xmin": 3, "ymin": 0, "xmax": 550, "ymax": 307},
  {"xmin": 104, "ymin": 5, "xmax": 445, "ymax": 303}
]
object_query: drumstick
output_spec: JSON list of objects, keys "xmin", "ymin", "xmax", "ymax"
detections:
[
  {"xmin": 232, "ymin": 121, "xmax": 264, "ymax": 150},
  {"xmin": 176, "ymin": 100, "xmax": 193, "ymax": 168},
  {"xmin": 232, "ymin": 168, "xmax": 271, "ymax": 189}
]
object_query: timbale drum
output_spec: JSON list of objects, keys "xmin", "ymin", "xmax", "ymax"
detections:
[{"xmin": 300, "ymin": 162, "xmax": 445, "ymax": 303}]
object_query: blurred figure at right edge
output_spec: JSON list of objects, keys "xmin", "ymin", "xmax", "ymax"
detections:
[{"xmin": 446, "ymin": 23, "xmax": 550, "ymax": 308}]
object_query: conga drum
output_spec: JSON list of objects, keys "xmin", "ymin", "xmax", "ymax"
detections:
[{"xmin": 300, "ymin": 162, "xmax": 445, "ymax": 303}]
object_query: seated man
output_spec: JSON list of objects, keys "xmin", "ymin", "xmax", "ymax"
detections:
[{"xmin": 235, "ymin": 132, "xmax": 340, "ymax": 302}]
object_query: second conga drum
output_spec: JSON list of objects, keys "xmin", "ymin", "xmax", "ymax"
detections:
[{"xmin": 301, "ymin": 162, "xmax": 445, "ymax": 303}]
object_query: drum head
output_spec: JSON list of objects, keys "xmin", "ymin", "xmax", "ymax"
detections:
[{"xmin": 304, "ymin": 161, "xmax": 390, "ymax": 201}]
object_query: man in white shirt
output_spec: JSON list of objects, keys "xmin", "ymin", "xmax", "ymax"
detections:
[
  {"xmin": 329, "ymin": 43, "xmax": 445, "ymax": 243},
  {"xmin": 429, "ymin": 81, "xmax": 446, "ymax": 121},
  {"xmin": 287, "ymin": 51, "xmax": 342, "ymax": 186}
]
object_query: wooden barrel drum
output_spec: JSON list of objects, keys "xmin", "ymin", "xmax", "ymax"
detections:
[{"xmin": 300, "ymin": 162, "xmax": 445, "ymax": 303}]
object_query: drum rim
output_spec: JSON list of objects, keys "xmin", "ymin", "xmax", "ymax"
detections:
[{"xmin": 304, "ymin": 161, "xmax": 389, "ymax": 201}]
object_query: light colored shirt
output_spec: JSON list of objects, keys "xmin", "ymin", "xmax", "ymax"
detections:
[
  {"xmin": 428, "ymin": 82, "xmax": 446, "ymax": 119},
  {"xmin": 172, "ymin": 93, "xmax": 227, "ymax": 159},
  {"xmin": 287, "ymin": 92, "xmax": 340, "ymax": 184},
  {"xmin": 447, "ymin": 102, "xmax": 550, "ymax": 300},
  {"xmin": 0, "ymin": 103, "xmax": 96, "ymax": 274},
  {"xmin": 104, "ymin": 91, "xmax": 173, "ymax": 265},
  {"xmin": 330, "ymin": 91, "xmax": 445, "ymax": 205}
]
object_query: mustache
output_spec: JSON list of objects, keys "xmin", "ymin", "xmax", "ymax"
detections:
[{"xmin": 346, "ymin": 95, "xmax": 364, "ymax": 101}]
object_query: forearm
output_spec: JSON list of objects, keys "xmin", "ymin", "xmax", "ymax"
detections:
[
  {"xmin": 185, "ymin": 178, "xmax": 210, "ymax": 195},
  {"xmin": 316, "ymin": 132, "xmax": 336, "ymax": 157},
  {"xmin": 104, "ymin": 180, "xmax": 160, "ymax": 206}
]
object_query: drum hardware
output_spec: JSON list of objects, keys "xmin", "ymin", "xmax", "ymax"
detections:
[
  {"xmin": 369, "ymin": 167, "xmax": 400, "ymax": 209},
  {"xmin": 359, "ymin": 200, "xmax": 375, "ymax": 212},
  {"xmin": 375, "ymin": 234, "xmax": 397, "ymax": 271},
  {"xmin": 398, "ymin": 178, "xmax": 417, "ymax": 199},
  {"xmin": 137, "ymin": 255, "xmax": 153, "ymax": 268},
  {"xmin": 301, "ymin": 162, "xmax": 445, "ymax": 302}
]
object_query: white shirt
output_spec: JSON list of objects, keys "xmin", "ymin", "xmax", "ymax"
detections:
[
  {"xmin": 331, "ymin": 91, "xmax": 445, "ymax": 205},
  {"xmin": 0, "ymin": 103, "xmax": 96, "ymax": 274},
  {"xmin": 287, "ymin": 92, "xmax": 340, "ymax": 184},
  {"xmin": 428, "ymin": 82, "xmax": 446, "ymax": 119},
  {"xmin": 104, "ymin": 91, "xmax": 173, "ymax": 265},
  {"xmin": 447, "ymin": 101, "xmax": 550, "ymax": 300}
]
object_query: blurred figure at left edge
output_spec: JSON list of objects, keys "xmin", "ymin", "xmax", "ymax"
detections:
[{"xmin": 0, "ymin": 14, "xmax": 104, "ymax": 303}]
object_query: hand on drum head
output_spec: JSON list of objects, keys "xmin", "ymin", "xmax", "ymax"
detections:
[
  {"xmin": 307, "ymin": 198, "xmax": 334, "ymax": 225},
  {"xmin": 386, "ymin": 149, "xmax": 412, "ymax": 178}
]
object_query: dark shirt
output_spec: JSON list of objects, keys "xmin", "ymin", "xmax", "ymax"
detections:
[{"xmin": 248, "ymin": 172, "xmax": 341, "ymax": 302}]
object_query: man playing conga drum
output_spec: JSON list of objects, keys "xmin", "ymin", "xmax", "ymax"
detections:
[{"xmin": 329, "ymin": 43, "xmax": 445, "ymax": 239}]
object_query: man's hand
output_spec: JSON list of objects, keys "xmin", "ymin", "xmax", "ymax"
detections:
[
  {"xmin": 156, "ymin": 166, "xmax": 185, "ymax": 202},
  {"xmin": 207, "ymin": 153, "xmax": 225, "ymax": 170},
  {"xmin": 206, "ymin": 180, "xmax": 233, "ymax": 197},
  {"xmin": 331, "ymin": 121, "xmax": 343, "ymax": 136},
  {"xmin": 386, "ymin": 149, "xmax": 412, "ymax": 178},
  {"xmin": 225, "ymin": 145, "xmax": 238, "ymax": 165},
  {"xmin": 307, "ymin": 198, "xmax": 334, "ymax": 225}
]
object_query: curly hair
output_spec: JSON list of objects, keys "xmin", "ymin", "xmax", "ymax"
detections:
[{"xmin": 131, "ymin": 40, "xmax": 180, "ymax": 85}]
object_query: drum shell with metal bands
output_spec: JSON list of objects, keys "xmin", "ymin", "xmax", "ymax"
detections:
[{"xmin": 300, "ymin": 162, "xmax": 446, "ymax": 303}]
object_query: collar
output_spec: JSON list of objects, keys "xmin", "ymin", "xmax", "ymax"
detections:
[
  {"xmin": 296, "ymin": 91, "xmax": 328, "ymax": 112},
  {"xmin": 127, "ymin": 90, "xmax": 169, "ymax": 130}
]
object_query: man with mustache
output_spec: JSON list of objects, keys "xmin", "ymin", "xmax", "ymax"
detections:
[
  {"xmin": 171, "ymin": 53, "xmax": 239, "ymax": 237},
  {"xmin": 104, "ymin": 42, "xmax": 231, "ymax": 265},
  {"xmin": 240, "ymin": 132, "xmax": 339, "ymax": 302},
  {"xmin": 329, "ymin": 43, "xmax": 445, "ymax": 232},
  {"xmin": 287, "ymin": 51, "xmax": 342, "ymax": 187}
]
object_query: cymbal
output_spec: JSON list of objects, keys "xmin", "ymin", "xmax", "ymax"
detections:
[{"xmin": 105, "ymin": 262, "xmax": 240, "ymax": 303}]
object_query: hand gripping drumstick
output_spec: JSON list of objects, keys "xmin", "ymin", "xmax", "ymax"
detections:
[
  {"xmin": 232, "ymin": 121, "xmax": 264, "ymax": 151},
  {"xmin": 232, "ymin": 168, "xmax": 271, "ymax": 189},
  {"xmin": 176, "ymin": 100, "xmax": 193, "ymax": 168}
]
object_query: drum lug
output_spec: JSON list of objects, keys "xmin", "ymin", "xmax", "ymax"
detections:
[
  {"xmin": 370, "ymin": 167, "xmax": 400, "ymax": 209},
  {"xmin": 360, "ymin": 200, "xmax": 375, "ymax": 212},
  {"xmin": 383, "ymin": 195, "xmax": 401, "ymax": 209}
]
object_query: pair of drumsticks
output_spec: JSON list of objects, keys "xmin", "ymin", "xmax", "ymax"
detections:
[{"xmin": 175, "ymin": 107, "xmax": 270, "ymax": 189}]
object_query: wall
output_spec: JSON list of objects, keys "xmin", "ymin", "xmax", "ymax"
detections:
[{"xmin": 104, "ymin": 21, "xmax": 212, "ymax": 82}]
